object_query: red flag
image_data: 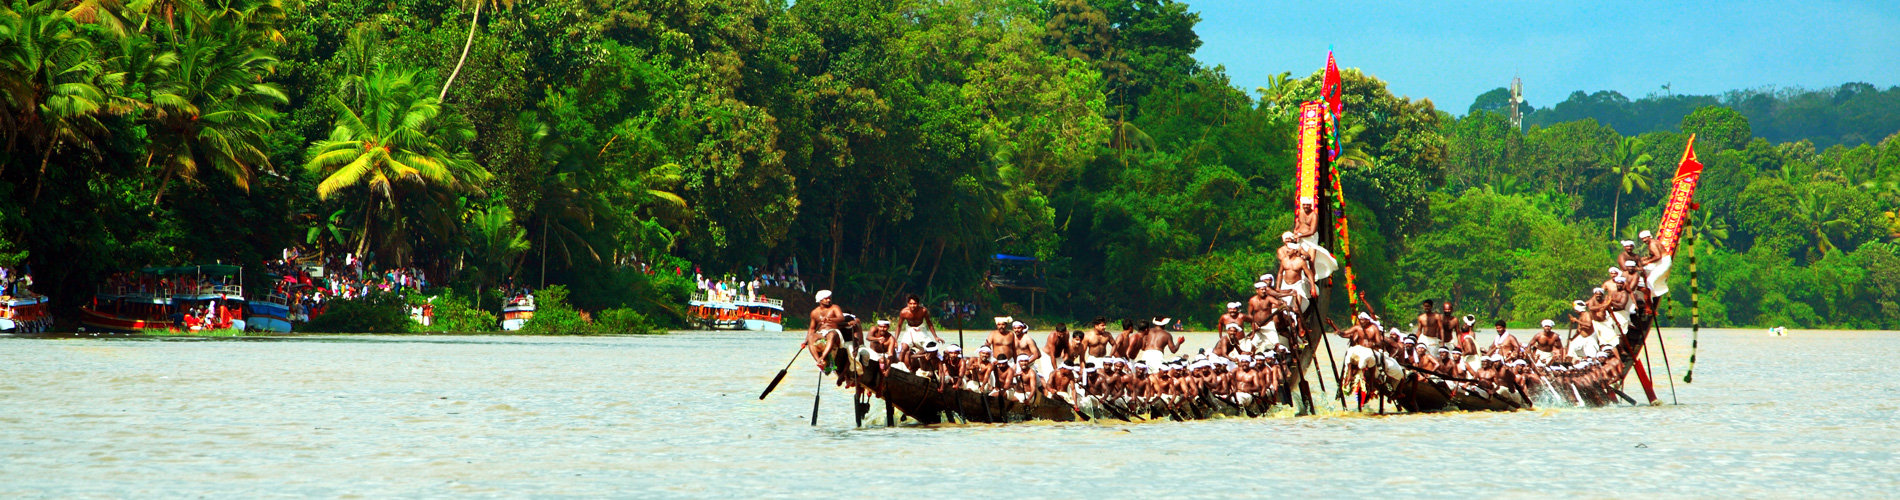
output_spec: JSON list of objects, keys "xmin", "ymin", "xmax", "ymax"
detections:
[
  {"xmin": 1654, "ymin": 135, "xmax": 1703, "ymax": 255},
  {"xmin": 1322, "ymin": 51, "xmax": 1342, "ymax": 116}
]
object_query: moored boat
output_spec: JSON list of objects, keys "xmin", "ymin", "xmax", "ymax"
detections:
[
  {"xmin": 1, "ymin": 293, "xmax": 51, "ymax": 333},
  {"xmin": 501, "ymin": 294, "xmax": 535, "ymax": 331},
  {"xmin": 81, "ymin": 265, "xmax": 247, "ymax": 333},
  {"xmin": 690, "ymin": 291, "xmax": 784, "ymax": 331}
]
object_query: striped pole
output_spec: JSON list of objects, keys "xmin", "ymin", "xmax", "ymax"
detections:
[{"xmin": 1683, "ymin": 218, "xmax": 1700, "ymax": 384}]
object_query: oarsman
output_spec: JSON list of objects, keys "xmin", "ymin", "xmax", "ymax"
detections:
[
  {"xmin": 1116, "ymin": 319, "xmax": 1145, "ymax": 359},
  {"xmin": 1621, "ymin": 260, "xmax": 1652, "ymax": 307},
  {"xmin": 864, "ymin": 319, "xmax": 894, "ymax": 363},
  {"xmin": 1530, "ymin": 319, "xmax": 1563, "ymax": 365},
  {"xmin": 1639, "ymin": 230, "xmax": 1674, "ymax": 296},
  {"xmin": 1414, "ymin": 300, "xmax": 1446, "ymax": 349},
  {"xmin": 1452, "ymin": 314, "xmax": 1479, "ymax": 364},
  {"xmin": 895, "ymin": 294, "xmax": 942, "ymax": 355},
  {"xmin": 1570, "ymin": 298, "xmax": 1604, "ymax": 360},
  {"xmin": 806, "ymin": 290, "xmax": 845, "ymax": 371},
  {"xmin": 1138, "ymin": 317, "xmax": 1187, "ymax": 367},
  {"xmin": 1217, "ymin": 302, "xmax": 1247, "ymax": 354},
  {"xmin": 1042, "ymin": 323, "xmax": 1077, "ymax": 376},
  {"xmin": 1488, "ymin": 320, "xmax": 1524, "ymax": 358},
  {"xmin": 1440, "ymin": 302, "xmax": 1462, "ymax": 345},
  {"xmin": 1617, "ymin": 240, "xmax": 1643, "ymax": 278},
  {"xmin": 1011, "ymin": 321, "xmax": 1044, "ymax": 378},
  {"xmin": 1276, "ymin": 233, "xmax": 1315, "ymax": 312},
  {"xmin": 1248, "ymin": 280, "xmax": 1296, "ymax": 350},
  {"xmin": 986, "ymin": 316, "xmax": 1015, "ymax": 364},
  {"xmin": 1080, "ymin": 317, "xmax": 1116, "ymax": 361},
  {"xmin": 1290, "ymin": 202, "xmax": 1339, "ymax": 282}
]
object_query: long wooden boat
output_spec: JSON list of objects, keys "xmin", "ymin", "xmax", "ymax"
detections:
[
  {"xmin": 1356, "ymin": 303, "xmax": 1658, "ymax": 412},
  {"xmin": 827, "ymin": 319, "xmax": 1328, "ymax": 424}
]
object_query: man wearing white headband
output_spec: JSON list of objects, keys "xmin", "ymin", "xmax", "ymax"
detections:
[
  {"xmin": 1275, "ymin": 232, "xmax": 1317, "ymax": 313},
  {"xmin": 1216, "ymin": 302, "xmax": 1248, "ymax": 356},
  {"xmin": 986, "ymin": 316, "xmax": 1017, "ymax": 363},
  {"xmin": 1639, "ymin": 229, "xmax": 1674, "ymax": 297},
  {"xmin": 1136, "ymin": 317, "xmax": 1185, "ymax": 367},
  {"xmin": 1248, "ymin": 279, "xmax": 1295, "ymax": 353},
  {"xmin": 806, "ymin": 290, "xmax": 845, "ymax": 370},
  {"xmin": 1289, "ymin": 201, "xmax": 1339, "ymax": 281},
  {"xmin": 1010, "ymin": 320, "xmax": 1043, "ymax": 376}
]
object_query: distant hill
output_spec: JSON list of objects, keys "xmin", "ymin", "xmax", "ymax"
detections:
[{"xmin": 1466, "ymin": 83, "xmax": 1900, "ymax": 148}]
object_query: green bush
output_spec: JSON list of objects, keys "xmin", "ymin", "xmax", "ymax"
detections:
[
  {"xmin": 598, "ymin": 308, "xmax": 658, "ymax": 334},
  {"xmin": 410, "ymin": 292, "xmax": 498, "ymax": 333},
  {"xmin": 302, "ymin": 293, "xmax": 414, "ymax": 333},
  {"xmin": 518, "ymin": 285, "xmax": 594, "ymax": 334}
]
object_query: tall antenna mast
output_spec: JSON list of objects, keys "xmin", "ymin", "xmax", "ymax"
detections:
[{"xmin": 1509, "ymin": 76, "xmax": 1523, "ymax": 131}]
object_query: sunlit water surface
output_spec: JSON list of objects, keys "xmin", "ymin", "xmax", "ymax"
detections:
[{"xmin": 2, "ymin": 328, "xmax": 1896, "ymax": 498}]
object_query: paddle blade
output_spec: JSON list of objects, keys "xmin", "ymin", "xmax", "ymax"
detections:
[{"xmin": 759, "ymin": 370, "xmax": 789, "ymax": 400}]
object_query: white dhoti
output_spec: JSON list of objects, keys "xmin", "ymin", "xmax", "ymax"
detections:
[
  {"xmin": 1279, "ymin": 279, "xmax": 1313, "ymax": 313},
  {"xmin": 1248, "ymin": 325, "xmax": 1288, "ymax": 352},
  {"xmin": 1569, "ymin": 335, "xmax": 1601, "ymax": 360},
  {"xmin": 1233, "ymin": 392, "xmax": 1254, "ymax": 406},
  {"xmin": 896, "ymin": 326, "xmax": 934, "ymax": 351},
  {"xmin": 1033, "ymin": 356, "xmax": 1055, "ymax": 379},
  {"xmin": 1645, "ymin": 255, "xmax": 1673, "ymax": 297},
  {"xmin": 1534, "ymin": 350, "xmax": 1554, "ymax": 366},
  {"xmin": 1137, "ymin": 349, "xmax": 1167, "ymax": 367},
  {"xmin": 1418, "ymin": 335, "xmax": 1444, "ymax": 350},
  {"xmin": 1298, "ymin": 233, "xmax": 1339, "ymax": 282},
  {"xmin": 1345, "ymin": 345, "xmax": 1404, "ymax": 389}
]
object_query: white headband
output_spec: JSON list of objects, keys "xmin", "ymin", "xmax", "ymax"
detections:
[
  {"xmin": 1640, "ymin": 230, "xmax": 1653, "ymax": 238},
  {"xmin": 814, "ymin": 290, "xmax": 832, "ymax": 301},
  {"xmin": 1541, "ymin": 319, "xmax": 1555, "ymax": 327},
  {"xmin": 1227, "ymin": 302, "xmax": 1242, "ymax": 309}
]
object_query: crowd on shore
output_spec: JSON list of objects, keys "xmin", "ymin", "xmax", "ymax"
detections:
[
  {"xmin": 0, "ymin": 265, "xmax": 34, "ymax": 298},
  {"xmin": 695, "ymin": 258, "xmax": 810, "ymax": 302}
]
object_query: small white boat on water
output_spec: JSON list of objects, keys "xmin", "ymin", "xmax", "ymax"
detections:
[
  {"xmin": 1, "ymin": 293, "xmax": 51, "ymax": 333},
  {"xmin": 501, "ymin": 295, "xmax": 535, "ymax": 331}
]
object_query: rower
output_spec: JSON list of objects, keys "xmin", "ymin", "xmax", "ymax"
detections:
[
  {"xmin": 1080, "ymin": 317, "xmax": 1115, "ymax": 361},
  {"xmin": 986, "ymin": 316, "xmax": 1015, "ymax": 364},
  {"xmin": 1452, "ymin": 314, "xmax": 1479, "ymax": 364},
  {"xmin": 1530, "ymin": 319, "xmax": 1563, "ymax": 366},
  {"xmin": 1487, "ymin": 320, "xmax": 1523, "ymax": 358},
  {"xmin": 1041, "ymin": 323, "xmax": 1075, "ymax": 377},
  {"xmin": 805, "ymin": 290, "xmax": 845, "ymax": 371},
  {"xmin": 1137, "ymin": 317, "xmax": 1185, "ymax": 367},
  {"xmin": 1617, "ymin": 240, "xmax": 1643, "ymax": 278},
  {"xmin": 895, "ymin": 294, "xmax": 942, "ymax": 356},
  {"xmin": 1217, "ymin": 302, "xmax": 1247, "ymax": 354},
  {"xmin": 1247, "ymin": 280, "xmax": 1294, "ymax": 351},
  {"xmin": 1275, "ymin": 233, "xmax": 1315, "ymax": 312},
  {"xmin": 1414, "ymin": 299, "xmax": 1445, "ymax": 350},
  {"xmin": 1011, "ymin": 321, "xmax": 1044, "ymax": 378},
  {"xmin": 864, "ymin": 319, "xmax": 894, "ymax": 365}
]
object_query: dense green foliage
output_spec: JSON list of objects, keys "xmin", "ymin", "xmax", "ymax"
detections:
[
  {"xmin": 300, "ymin": 293, "xmax": 414, "ymax": 333},
  {"xmin": 3, "ymin": 0, "xmax": 1896, "ymax": 332}
]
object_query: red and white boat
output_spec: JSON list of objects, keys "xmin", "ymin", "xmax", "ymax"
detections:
[
  {"xmin": 1, "ymin": 293, "xmax": 50, "ymax": 333},
  {"xmin": 501, "ymin": 294, "xmax": 535, "ymax": 331},
  {"xmin": 81, "ymin": 265, "xmax": 247, "ymax": 333}
]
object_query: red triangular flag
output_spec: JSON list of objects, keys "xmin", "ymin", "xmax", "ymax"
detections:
[
  {"xmin": 1322, "ymin": 51, "xmax": 1342, "ymax": 116},
  {"xmin": 1674, "ymin": 134, "xmax": 1702, "ymax": 181}
]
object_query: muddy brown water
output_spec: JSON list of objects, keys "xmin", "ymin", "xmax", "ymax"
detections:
[{"xmin": 1, "ymin": 328, "xmax": 1895, "ymax": 498}]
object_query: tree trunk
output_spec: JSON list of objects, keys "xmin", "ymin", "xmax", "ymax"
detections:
[
  {"xmin": 923, "ymin": 239, "xmax": 946, "ymax": 296},
  {"xmin": 31, "ymin": 136, "xmax": 59, "ymax": 203},
  {"xmin": 439, "ymin": 0, "xmax": 483, "ymax": 101},
  {"xmin": 1611, "ymin": 182, "xmax": 1622, "ymax": 239},
  {"xmin": 540, "ymin": 215, "xmax": 549, "ymax": 288},
  {"xmin": 828, "ymin": 209, "xmax": 842, "ymax": 291}
]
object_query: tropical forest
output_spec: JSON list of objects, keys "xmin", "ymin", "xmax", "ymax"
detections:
[{"xmin": 4, "ymin": 0, "xmax": 1900, "ymax": 331}]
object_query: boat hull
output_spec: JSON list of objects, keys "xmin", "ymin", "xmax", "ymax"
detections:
[
  {"xmin": 741, "ymin": 319, "xmax": 783, "ymax": 332},
  {"xmin": 247, "ymin": 316, "xmax": 293, "ymax": 333},
  {"xmin": 1, "ymin": 296, "xmax": 51, "ymax": 333},
  {"xmin": 79, "ymin": 307, "xmax": 174, "ymax": 333}
]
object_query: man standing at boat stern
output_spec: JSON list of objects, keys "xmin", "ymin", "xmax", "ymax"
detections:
[
  {"xmin": 1639, "ymin": 230, "xmax": 1673, "ymax": 297},
  {"xmin": 807, "ymin": 290, "xmax": 845, "ymax": 371},
  {"xmin": 896, "ymin": 294, "xmax": 942, "ymax": 354}
]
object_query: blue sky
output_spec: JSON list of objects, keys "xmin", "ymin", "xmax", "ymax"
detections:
[{"xmin": 1187, "ymin": 0, "xmax": 1900, "ymax": 114}]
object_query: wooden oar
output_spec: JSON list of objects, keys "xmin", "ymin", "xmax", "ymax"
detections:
[
  {"xmin": 809, "ymin": 370, "xmax": 823, "ymax": 426},
  {"xmin": 758, "ymin": 344, "xmax": 809, "ymax": 400},
  {"xmin": 1653, "ymin": 314, "xmax": 1678, "ymax": 404}
]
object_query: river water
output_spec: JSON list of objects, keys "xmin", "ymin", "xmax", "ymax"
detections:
[{"xmin": 1, "ymin": 328, "xmax": 1895, "ymax": 498}]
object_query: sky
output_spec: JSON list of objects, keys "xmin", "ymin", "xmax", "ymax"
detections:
[{"xmin": 1187, "ymin": 0, "xmax": 1900, "ymax": 114}]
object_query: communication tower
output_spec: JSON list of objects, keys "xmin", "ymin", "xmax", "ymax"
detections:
[{"xmin": 1509, "ymin": 76, "xmax": 1523, "ymax": 130}]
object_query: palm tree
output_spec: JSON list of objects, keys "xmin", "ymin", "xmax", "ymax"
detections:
[
  {"xmin": 146, "ymin": 20, "xmax": 286, "ymax": 204},
  {"xmin": 465, "ymin": 204, "xmax": 527, "ymax": 308},
  {"xmin": 0, "ymin": 0, "xmax": 112, "ymax": 201},
  {"xmin": 1791, "ymin": 189, "xmax": 1853, "ymax": 259},
  {"xmin": 1687, "ymin": 209, "xmax": 1729, "ymax": 250},
  {"xmin": 304, "ymin": 63, "xmax": 489, "ymax": 256},
  {"xmin": 1599, "ymin": 136, "xmax": 1654, "ymax": 237},
  {"xmin": 438, "ymin": 0, "xmax": 515, "ymax": 100}
]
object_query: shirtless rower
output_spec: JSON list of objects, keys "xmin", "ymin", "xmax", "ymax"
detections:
[
  {"xmin": 1080, "ymin": 317, "xmax": 1116, "ymax": 361},
  {"xmin": 1247, "ymin": 280, "xmax": 1295, "ymax": 351},
  {"xmin": 1137, "ymin": 317, "xmax": 1187, "ymax": 366},
  {"xmin": 1487, "ymin": 320, "xmax": 1524, "ymax": 358},
  {"xmin": 1043, "ymin": 323, "xmax": 1078, "ymax": 368},
  {"xmin": 1618, "ymin": 241, "xmax": 1643, "ymax": 276},
  {"xmin": 895, "ymin": 294, "xmax": 942, "ymax": 355},
  {"xmin": 1414, "ymin": 300, "xmax": 1446, "ymax": 349},
  {"xmin": 1116, "ymin": 319, "xmax": 1145, "ymax": 359},
  {"xmin": 1529, "ymin": 319, "xmax": 1563, "ymax": 365},
  {"xmin": 1276, "ymin": 233, "xmax": 1315, "ymax": 312},
  {"xmin": 1217, "ymin": 302, "xmax": 1248, "ymax": 355},
  {"xmin": 1452, "ymin": 314, "xmax": 1480, "ymax": 364},
  {"xmin": 985, "ymin": 316, "xmax": 1015, "ymax": 363},
  {"xmin": 806, "ymin": 290, "xmax": 845, "ymax": 371},
  {"xmin": 864, "ymin": 319, "xmax": 895, "ymax": 365},
  {"xmin": 1441, "ymin": 302, "xmax": 1464, "ymax": 345},
  {"xmin": 1011, "ymin": 321, "xmax": 1044, "ymax": 378}
]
